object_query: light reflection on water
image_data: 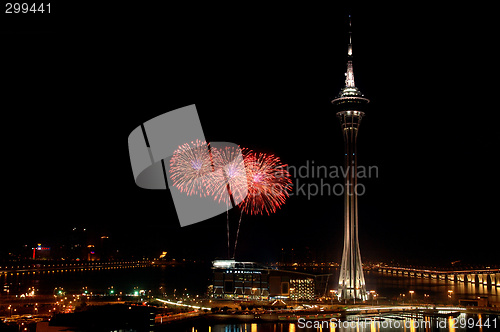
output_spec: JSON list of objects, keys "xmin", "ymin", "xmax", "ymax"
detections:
[{"xmin": 192, "ymin": 314, "xmax": 499, "ymax": 331}]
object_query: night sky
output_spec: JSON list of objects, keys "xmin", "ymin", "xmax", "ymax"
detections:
[{"xmin": 2, "ymin": 4, "xmax": 498, "ymax": 266}]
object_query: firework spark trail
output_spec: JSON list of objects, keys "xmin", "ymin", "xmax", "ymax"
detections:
[
  {"xmin": 232, "ymin": 209, "xmax": 244, "ymax": 259},
  {"xmin": 169, "ymin": 140, "xmax": 212, "ymax": 197},
  {"xmin": 226, "ymin": 200, "xmax": 230, "ymax": 258},
  {"xmin": 239, "ymin": 151, "xmax": 293, "ymax": 216}
]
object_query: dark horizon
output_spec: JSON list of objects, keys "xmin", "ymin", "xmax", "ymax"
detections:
[{"xmin": 2, "ymin": 4, "xmax": 499, "ymax": 267}]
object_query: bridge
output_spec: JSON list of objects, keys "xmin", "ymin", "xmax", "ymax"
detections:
[{"xmin": 376, "ymin": 266, "xmax": 500, "ymax": 287}]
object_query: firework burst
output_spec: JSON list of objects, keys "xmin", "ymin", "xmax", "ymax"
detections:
[
  {"xmin": 239, "ymin": 151, "xmax": 292, "ymax": 215},
  {"xmin": 208, "ymin": 146, "xmax": 248, "ymax": 205},
  {"xmin": 169, "ymin": 139, "xmax": 212, "ymax": 196}
]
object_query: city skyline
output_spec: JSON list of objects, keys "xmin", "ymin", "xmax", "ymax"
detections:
[{"xmin": 2, "ymin": 5, "xmax": 498, "ymax": 266}]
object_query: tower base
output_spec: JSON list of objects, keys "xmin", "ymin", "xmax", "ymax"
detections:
[{"xmin": 337, "ymin": 286, "xmax": 367, "ymax": 302}]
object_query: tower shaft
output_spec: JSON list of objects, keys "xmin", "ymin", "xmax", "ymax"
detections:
[{"xmin": 337, "ymin": 111, "xmax": 367, "ymax": 301}]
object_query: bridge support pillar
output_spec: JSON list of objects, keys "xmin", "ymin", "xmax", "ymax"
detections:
[
  {"xmin": 467, "ymin": 274, "xmax": 477, "ymax": 284},
  {"xmin": 448, "ymin": 274, "xmax": 455, "ymax": 281},
  {"xmin": 488, "ymin": 274, "xmax": 495, "ymax": 287},
  {"xmin": 481, "ymin": 274, "xmax": 489, "ymax": 285},
  {"xmin": 458, "ymin": 274, "xmax": 465, "ymax": 282}
]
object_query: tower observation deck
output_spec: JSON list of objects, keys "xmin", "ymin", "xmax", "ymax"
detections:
[{"xmin": 331, "ymin": 15, "xmax": 369, "ymax": 302}]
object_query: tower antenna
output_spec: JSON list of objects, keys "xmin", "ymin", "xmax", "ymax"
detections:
[{"xmin": 348, "ymin": 14, "xmax": 352, "ymax": 44}]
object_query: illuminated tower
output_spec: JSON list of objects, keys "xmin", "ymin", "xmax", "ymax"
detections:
[{"xmin": 331, "ymin": 15, "xmax": 369, "ymax": 301}]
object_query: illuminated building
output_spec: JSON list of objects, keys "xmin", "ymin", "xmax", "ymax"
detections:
[
  {"xmin": 32, "ymin": 244, "xmax": 50, "ymax": 260},
  {"xmin": 98, "ymin": 235, "xmax": 111, "ymax": 261},
  {"xmin": 87, "ymin": 244, "xmax": 98, "ymax": 261},
  {"xmin": 331, "ymin": 15, "xmax": 369, "ymax": 301},
  {"xmin": 210, "ymin": 260, "xmax": 316, "ymax": 301},
  {"xmin": 289, "ymin": 278, "xmax": 315, "ymax": 301}
]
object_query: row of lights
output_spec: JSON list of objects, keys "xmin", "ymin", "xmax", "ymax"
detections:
[
  {"xmin": 0, "ymin": 265, "xmax": 143, "ymax": 277},
  {"xmin": 0, "ymin": 260, "xmax": 147, "ymax": 270}
]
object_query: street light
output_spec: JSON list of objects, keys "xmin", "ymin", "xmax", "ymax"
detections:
[
  {"xmin": 370, "ymin": 290, "xmax": 376, "ymax": 305},
  {"xmin": 329, "ymin": 290, "xmax": 335, "ymax": 306}
]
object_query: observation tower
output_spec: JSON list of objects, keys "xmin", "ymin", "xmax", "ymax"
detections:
[{"xmin": 331, "ymin": 15, "xmax": 369, "ymax": 302}]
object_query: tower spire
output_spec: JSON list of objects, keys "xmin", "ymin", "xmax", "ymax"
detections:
[
  {"xmin": 332, "ymin": 14, "xmax": 369, "ymax": 103},
  {"xmin": 345, "ymin": 14, "xmax": 355, "ymax": 88}
]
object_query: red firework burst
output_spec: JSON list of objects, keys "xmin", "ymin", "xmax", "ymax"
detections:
[
  {"xmin": 208, "ymin": 146, "xmax": 248, "ymax": 205},
  {"xmin": 239, "ymin": 151, "xmax": 292, "ymax": 215},
  {"xmin": 169, "ymin": 139, "xmax": 212, "ymax": 196}
]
